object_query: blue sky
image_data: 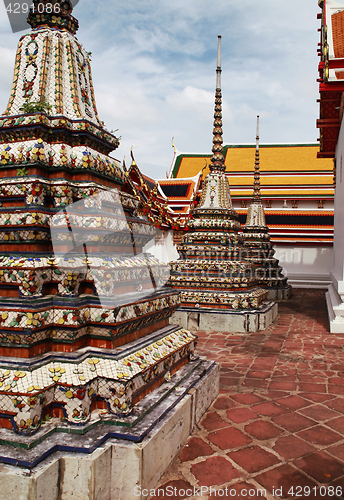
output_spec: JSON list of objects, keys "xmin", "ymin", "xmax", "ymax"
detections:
[{"xmin": 0, "ymin": 0, "xmax": 321, "ymax": 178}]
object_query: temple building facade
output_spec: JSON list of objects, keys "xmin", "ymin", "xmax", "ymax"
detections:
[
  {"xmin": 317, "ymin": 0, "xmax": 344, "ymax": 332},
  {"xmin": 162, "ymin": 142, "xmax": 334, "ymax": 289}
]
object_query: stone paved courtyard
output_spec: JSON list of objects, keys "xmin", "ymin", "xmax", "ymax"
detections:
[{"xmin": 150, "ymin": 289, "xmax": 344, "ymax": 500}]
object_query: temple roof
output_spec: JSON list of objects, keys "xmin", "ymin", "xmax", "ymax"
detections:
[{"xmin": 170, "ymin": 143, "xmax": 334, "ymax": 199}]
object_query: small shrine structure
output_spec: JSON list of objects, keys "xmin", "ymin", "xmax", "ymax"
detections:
[
  {"xmin": 0, "ymin": 2, "xmax": 218, "ymax": 497},
  {"xmin": 168, "ymin": 36, "xmax": 277, "ymax": 333},
  {"xmin": 241, "ymin": 117, "xmax": 291, "ymax": 300}
]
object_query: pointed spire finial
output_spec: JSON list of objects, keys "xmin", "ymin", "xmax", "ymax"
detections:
[
  {"xmin": 253, "ymin": 115, "xmax": 261, "ymax": 201},
  {"xmin": 130, "ymin": 146, "xmax": 136, "ymax": 166},
  {"xmin": 216, "ymin": 35, "xmax": 222, "ymax": 89},
  {"xmin": 209, "ymin": 35, "xmax": 225, "ymax": 173}
]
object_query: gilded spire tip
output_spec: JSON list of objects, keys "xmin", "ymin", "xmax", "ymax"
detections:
[
  {"xmin": 253, "ymin": 116, "xmax": 261, "ymax": 201},
  {"xmin": 210, "ymin": 36, "xmax": 225, "ymax": 173},
  {"xmin": 130, "ymin": 146, "xmax": 136, "ymax": 166}
]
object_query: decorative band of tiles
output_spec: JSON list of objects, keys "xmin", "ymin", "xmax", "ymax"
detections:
[
  {"xmin": 0, "ymin": 178, "xmax": 138, "ymax": 210},
  {"xmin": 180, "ymin": 289, "xmax": 268, "ymax": 309},
  {"xmin": 0, "ymin": 328, "xmax": 196, "ymax": 434},
  {"xmin": 0, "ymin": 140, "xmax": 123, "ymax": 182},
  {"xmin": 0, "ymin": 291, "xmax": 180, "ymax": 336}
]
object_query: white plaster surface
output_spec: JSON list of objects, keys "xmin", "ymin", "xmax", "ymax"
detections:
[
  {"xmin": 275, "ymin": 245, "xmax": 332, "ymax": 288},
  {"xmin": 170, "ymin": 302, "xmax": 278, "ymax": 333},
  {"xmin": 327, "ymin": 110, "xmax": 344, "ymax": 331},
  {"xmin": 141, "ymin": 395, "xmax": 192, "ymax": 497}
]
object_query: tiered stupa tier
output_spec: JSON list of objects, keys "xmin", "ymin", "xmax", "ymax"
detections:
[
  {"xmin": 0, "ymin": 0, "xmax": 198, "ymax": 437},
  {"xmin": 168, "ymin": 37, "xmax": 269, "ymax": 312},
  {"xmin": 241, "ymin": 117, "xmax": 291, "ymax": 300}
]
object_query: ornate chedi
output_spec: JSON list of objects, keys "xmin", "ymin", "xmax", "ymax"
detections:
[
  {"xmin": 0, "ymin": 0, "xmax": 199, "ymax": 443},
  {"xmin": 241, "ymin": 117, "xmax": 291, "ymax": 300},
  {"xmin": 168, "ymin": 37, "xmax": 273, "ymax": 322}
]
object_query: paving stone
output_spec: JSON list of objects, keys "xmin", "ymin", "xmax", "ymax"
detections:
[
  {"xmin": 293, "ymin": 451, "xmax": 344, "ymax": 483},
  {"xmin": 227, "ymin": 446, "xmax": 281, "ymax": 473},
  {"xmin": 269, "ymin": 380, "xmax": 298, "ymax": 391},
  {"xmin": 300, "ymin": 393, "xmax": 336, "ymax": 403},
  {"xmin": 297, "ymin": 425, "xmax": 343, "ymax": 446},
  {"xmin": 209, "ymin": 482, "xmax": 268, "ymax": 499},
  {"xmin": 273, "ymin": 435, "xmax": 317, "ymax": 459},
  {"xmin": 226, "ymin": 408, "xmax": 258, "ymax": 424},
  {"xmin": 255, "ymin": 463, "xmax": 317, "ymax": 498},
  {"xmin": 200, "ymin": 412, "xmax": 231, "ymax": 432},
  {"xmin": 179, "ymin": 437, "xmax": 214, "ymax": 463},
  {"xmin": 212, "ymin": 396, "xmax": 238, "ymax": 410},
  {"xmin": 244, "ymin": 420, "xmax": 283, "ymax": 440},
  {"xmin": 272, "ymin": 412, "xmax": 317, "ymax": 432},
  {"xmin": 207, "ymin": 427, "xmax": 252, "ymax": 450},
  {"xmin": 253, "ymin": 401, "xmax": 289, "ymax": 417},
  {"xmin": 259, "ymin": 390, "xmax": 289, "ymax": 400},
  {"xmin": 246, "ymin": 370, "xmax": 271, "ymax": 379},
  {"xmin": 328, "ymin": 385, "xmax": 344, "ymax": 395},
  {"xmin": 242, "ymin": 379, "xmax": 269, "ymax": 389},
  {"xmin": 326, "ymin": 416, "xmax": 344, "ymax": 434},
  {"xmin": 325, "ymin": 397, "xmax": 344, "ymax": 412},
  {"xmin": 230, "ymin": 393, "xmax": 265, "ymax": 405},
  {"xmin": 191, "ymin": 456, "xmax": 241, "ymax": 486},
  {"xmin": 326, "ymin": 443, "xmax": 344, "ymax": 462},
  {"xmin": 150, "ymin": 479, "xmax": 195, "ymax": 499},
  {"xmin": 298, "ymin": 383, "xmax": 328, "ymax": 393},
  {"xmin": 275, "ymin": 395, "xmax": 312, "ymax": 410},
  {"xmin": 299, "ymin": 404, "xmax": 341, "ymax": 421}
]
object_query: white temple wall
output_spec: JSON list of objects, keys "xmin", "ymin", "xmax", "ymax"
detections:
[
  {"xmin": 332, "ymin": 121, "xmax": 344, "ymax": 293},
  {"xmin": 274, "ymin": 244, "xmax": 332, "ymax": 288},
  {"xmin": 143, "ymin": 230, "xmax": 179, "ymax": 263},
  {"xmin": 325, "ymin": 114, "xmax": 344, "ymax": 331}
]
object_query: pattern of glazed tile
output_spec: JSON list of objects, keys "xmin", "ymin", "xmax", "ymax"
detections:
[{"xmin": 0, "ymin": 328, "xmax": 196, "ymax": 433}]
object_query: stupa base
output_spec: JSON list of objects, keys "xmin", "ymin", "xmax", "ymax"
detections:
[
  {"xmin": 0, "ymin": 357, "xmax": 219, "ymax": 500},
  {"xmin": 170, "ymin": 300, "xmax": 278, "ymax": 333},
  {"xmin": 266, "ymin": 285, "xmax": 292, "ymax": 301}
]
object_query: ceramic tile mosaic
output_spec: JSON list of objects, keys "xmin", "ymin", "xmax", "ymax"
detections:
[
  {"xmin": 0, "ymin": 0, "xmax": 196, "ymax": 446},
  {"xmin": 167, "ymin": 41, "xmax": 270, "ymax": 311},
  {"xmin": 0, "ymin": 140, "xmax": 123, "ymax": 182},
  {"xmin": 0, "ymin": 328, "xmax": 196, "ymax": 434}
]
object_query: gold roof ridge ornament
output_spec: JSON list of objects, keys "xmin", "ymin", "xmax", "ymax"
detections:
[{"xmin": 130, "ymin": 146, "xmax": 136, "ymax": 166}]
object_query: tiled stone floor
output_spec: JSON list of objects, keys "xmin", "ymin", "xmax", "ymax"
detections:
[{"xmin": 150, "ymin": 290, "xmax": 344, "ymax": 500}]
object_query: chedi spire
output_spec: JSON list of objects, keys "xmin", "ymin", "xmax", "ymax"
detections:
[
  {"xmin": 210, "ymin": 35, "xmax": 225, "ymax": 174},
  {"xmin": 253, "ymin": 115, "xmax": 261, "ymax": 202},
  {"xmin": 168, "ymin": 37, "xmax": 272, "ymax": 321},
  {"xmin": 242, "ymin": 118, "xmax": 291, "ymax": 300}
]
